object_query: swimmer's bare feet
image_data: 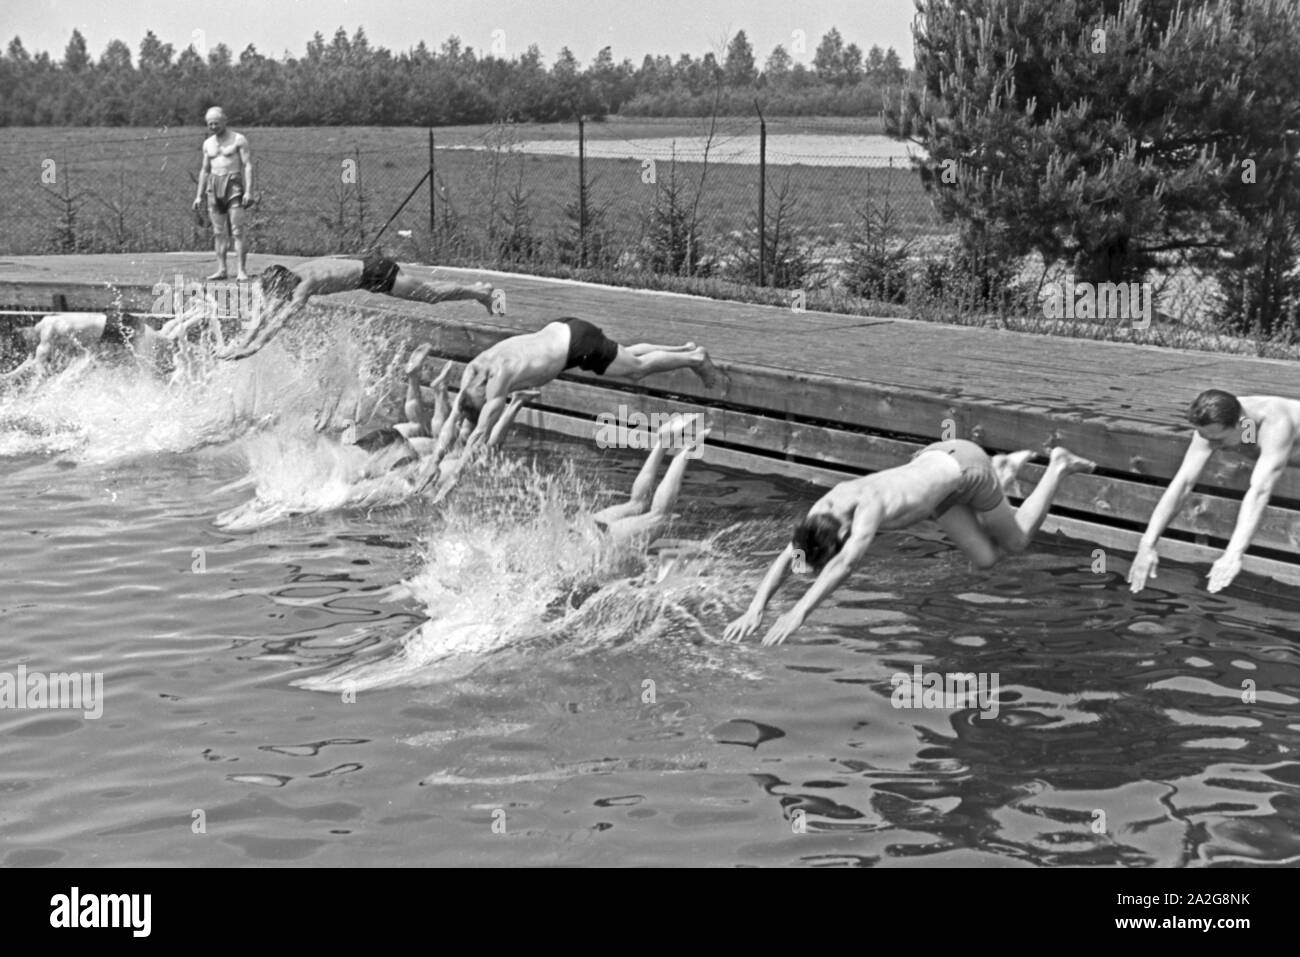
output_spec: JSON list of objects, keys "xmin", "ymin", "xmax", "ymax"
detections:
[
  {"xmin": 1049, "ymin": 446, "xmax": 1096, "ymax": 475},
  {"xmin": 206, "ymin": 270, "xmax": 228, "ymax": 281},
  {"xmin": 406, "ymin": 342, "xmax": 434, "ymax": 375},
  {"xmin": 477, "ymin": 284, "xmax": 500, "ymax": 315},
  {"xmin": 693, "ymin": 350, "xmax": 725, "ymax": 390},
  {"xmin": 428, "ymin": 360, "xmax": 454, "ymax": 389},
  {"xmin": 236, "ymin": 271, "xmax": 250, "ymax": 282},
  {"xmin": 992, "ymin": 450, "xmax": 1034, "ymax": 493},
  {"xmin": 657, "ymin": 412, "xmax": 704, "ymax": 444},
  {"xmin": 680, "ymin": 426, "xmax": 712, "ymax": 453}
]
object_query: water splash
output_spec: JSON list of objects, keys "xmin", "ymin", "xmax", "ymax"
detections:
[
  {"xmin": 212, "ymin": 430, "xmax": 418, "ymax": 530},
  {"xmin": 0, "ymin": 304, "xmax": 399, "ymax": 467},
  {"xmin": 295, "ymin": 458, "xmax": 762, "ymax": 692}
]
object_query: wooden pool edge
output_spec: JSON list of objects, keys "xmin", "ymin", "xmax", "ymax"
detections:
[{"xmin": 4, "ymin": 274, "xmax": 1299, "ymax": 592}]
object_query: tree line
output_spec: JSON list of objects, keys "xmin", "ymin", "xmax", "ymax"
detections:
[
  {"xmin": 891, "ymin": 0, "xmax": 1300, "ymax": 336},
  {"xmin": 0, "ymin": 26, "xmax": 911, "ymax": 127}
]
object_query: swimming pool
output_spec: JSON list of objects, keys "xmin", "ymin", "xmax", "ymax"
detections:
[{"xmin": 2, "ymin": 316, "xmax": 1298, "ymax": 867}]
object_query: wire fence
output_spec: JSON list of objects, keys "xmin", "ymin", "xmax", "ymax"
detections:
[{"xmin": 0, "ymin": 124, "xmax": 1229, "ymax": 329}]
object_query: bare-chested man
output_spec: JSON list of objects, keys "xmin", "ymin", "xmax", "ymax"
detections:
[
  {"xmin": 349, "ymin": 342, "xmax": 534, "ymax": 483},
  {"xmin": 1129, "ymin": 389, "xmax": 1300, "ymax": 595},
  {"xmin": 435, "ymin": 318, "xmax": 723, "ymax": 461},
  {"xmin": 193, "ymin": 107, "xmax": 253, "ymax": 281},
  {"xmin": 723, "ymin": 439, "xmax": 1095, "ymax": 646},
  {"xmin": 2, "ymin": 313, "xmax": 169, "ymax": 382},
  {"xmin": 215, "ymin": 255, "xmax": 496, "ymax": 360}
]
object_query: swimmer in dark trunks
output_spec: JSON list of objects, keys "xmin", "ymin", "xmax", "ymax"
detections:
[
  {"xmin": 431, "ymin": 317, "xmax": 723, "ymax": 470},
  {"xmin": 193, "ymin": 107, "xmax": 254, "ymax": 281},
  {"xmin": 723, "ymin": 439, "xmax": 1096, "ymax": 646},
  {"xmin": 2, "ymin": 312, "xmax": 170, "ymax": 382},
  {"xmin": 350, "ymin": 342, "xmax": 535, "ymax": 485},
  {"xmin": 217, "ymin": 253, "xmax": 498, "ymax": 360}
]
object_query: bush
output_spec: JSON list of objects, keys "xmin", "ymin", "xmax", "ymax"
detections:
[{"xmin": 844, "ymin": 198, "xmax": 914, "ymax": 303}]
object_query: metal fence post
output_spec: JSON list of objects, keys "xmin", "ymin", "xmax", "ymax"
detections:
[
  {"xmin": 758, "ymin": 108, "xmax": 767, "ymax": 287},
  {"xmin": 355, "ymin": 145, "xmax": 365, "ymax": 250},
  {"xmin": 578, "ymin": 115, "xmax": 587, "ymax": 268},
  {"xmin": 436, "ymin": 127, "xmax": 441, "ymax": 254}
]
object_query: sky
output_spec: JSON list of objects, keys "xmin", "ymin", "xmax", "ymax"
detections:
[{"xmin": 4, "ymin": 0, "xmax": 919, "ymax": 69}]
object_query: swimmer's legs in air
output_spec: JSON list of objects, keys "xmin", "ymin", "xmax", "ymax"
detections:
[
  {"xmin": 400, "ymin": 343, "xmax": 438, "ymax": 437},
  {"xmin": 420, "ymin": 389, "xmax": 538, "ymax": 502},
  {"xmin": 934, "ymin": 447, "xmax": 1095, "ymax": 569},
  {"xmin": 603, "ymin": 342, "xmax": 724, "ymax": 390},
  {"xmin": 596, "ymin": 415, "xmax": 708, "ymax": 546},
  {"xmin": 388, "ymin": 273, "xmax": 498, "ymax": 315},
  {"xmin": 625, "ymin": 341, "xmax": 697, "ymax": 355}
]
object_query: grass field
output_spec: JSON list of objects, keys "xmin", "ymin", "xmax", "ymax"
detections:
[
  {"xmin": 0, "ymin": 118, "xmax": 940, "ymax": 264},
  {"xmin": 4, "ymin": 120, "xmax": 1278, "ymax": 356}
]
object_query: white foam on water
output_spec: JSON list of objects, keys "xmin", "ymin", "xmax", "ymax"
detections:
[
  {"xmin": 212, "ymin": 430, "xmax": 418, "ymax": 531},
  {"xmin": 295, "ymin": 460, "xmax": 766, "ymax": 693}
]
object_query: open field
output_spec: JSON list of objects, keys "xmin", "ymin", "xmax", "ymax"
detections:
[
  {"xmin": 0, "ymin": 120, "xmax": 940, "ymax": 262},
  {"xmin": 0, "ymin": 122, "xmax": 1260, "ymax": 354}
]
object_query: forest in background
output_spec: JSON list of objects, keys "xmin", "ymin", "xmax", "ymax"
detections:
[{"xmin": 0, "ymin": 26, "xmax": 912, "ymax": 126}]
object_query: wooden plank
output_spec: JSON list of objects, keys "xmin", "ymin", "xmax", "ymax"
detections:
[
  {"xmin": 1040, "ymin": 515, "xmax": 1300, "ymax": 589},
  {"xmin": 514, "ymin": 407, "xmax": 850, "ymax": 488},
  {"xmin": 6, "ymin": 260, "xmax": 1300, "ymax": 503},
  {"xmin": 394, "ymin": 315, "xmax": 1300, "ymax": 502},
  {"xmin": 520, "ymin": 376, "xmax": 1300, "ymax": 554},
  {"xmin": 515, "ymin": 407, "xmax": 1300, "ymax": 587}
]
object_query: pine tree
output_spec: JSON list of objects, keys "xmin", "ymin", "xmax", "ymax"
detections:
[
  {"xmin": 724, "ymin": 31, "xmax": 756, "ymax": 87},
  {"xmin": 891, "ymin": 0, "xmax": 1300, "ymax": 335}
]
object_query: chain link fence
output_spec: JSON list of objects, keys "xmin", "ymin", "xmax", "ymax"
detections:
[{"xmin": 1, "ymin": 124, "xmax": 1237, "ymax": 333}]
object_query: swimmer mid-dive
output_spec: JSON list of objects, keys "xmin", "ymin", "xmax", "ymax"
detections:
[
  {"xmin": 723, "ymin": 439, "xmax": 1095, "ymax": 646},
  {"xmin": 588, "ymin": 413, "xmax": 710, "ymax": 547},
  {"xmin": 2, "ymin": 312, "xmax": 171, "ymax": 382},
  {"xmin": 1128, "ymin": 389, "xmax": 1300, "ymax": 594},
  {"xmin": 434, "ymin": 318, "xmax": 724, "ymax": 466},
  {"xmin": 216, "ymin": 253, "xmax": 498, "ymax": 360},
  {"xmin": 215, "ymin": 343, "xmax": 538, "ymax": 531},
  {"xmin": 351, "ymin": 342, "xmax": 535, "ymax": 489}
]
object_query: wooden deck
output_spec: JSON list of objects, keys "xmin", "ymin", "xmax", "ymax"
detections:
[{"xmin": 3, "ymin": 252, "xmax": 1299, "ymax": 588}]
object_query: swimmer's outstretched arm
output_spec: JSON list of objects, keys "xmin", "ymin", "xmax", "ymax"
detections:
[
  {"xmin": 160, "ymin": 312, "xmax": 210, "ymax": 341},
  {"xmin": 218, "ymin": 301, "xmax": 305, "ymax": 359},
  {"xmin": 4, "ymin": 333, "xmax": 57, "ymax": 381},
  {"xmin": 1128, "ymin": 439, "xmax": 1214, "ymax": 593},
  {"xmin": 722, "ymin": 544, "xmax": 799, "ymax": 641},
  {"xmin": 219, "ymin": 283, "xmax": 314, "ymax": 360},
  {"xmin": 1209, "ymin": 429, "xmax": 1290, "ymax": 593},
  {"xmin": 0, "ymin": 355, "xmax": 37, "ymax": 381},
  {"xmin": 760, "ymin": 520, "xmax": 879, "ymax": 647},
  {"xmin": 486, "ymin": 390, "xmax": 537, "ymax": 448}
]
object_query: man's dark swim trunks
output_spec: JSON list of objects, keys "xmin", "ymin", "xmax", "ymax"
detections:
[
  {"xmin": 207, "ymin": 172, "xmax": 244, "ymax": 215},
  {"xmin": 353, "ymin": 426, "xmax": 405, "ymax": 452},
  {"xmin": 911, "ymin": 439, "xmax": 1005, "ymax": 517},
  {"xmin": 559, "ymin": 317, "xmax": 619, "ymax": 375},
  {"xmin": 100, "ymin": 314, "xmax": 145, "ymax": 346},
  {"xmin": 359, "ymin": 252, "xmax": 401, "ymax": 294},
  {"xmin": 353, "ymin": 426, "xmax": 418, "ymax": 470}
]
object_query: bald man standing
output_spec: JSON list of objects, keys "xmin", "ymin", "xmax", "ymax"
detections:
[{"xmin": 193, "ymin": 106, "xmax": 253, "ymax": 280}]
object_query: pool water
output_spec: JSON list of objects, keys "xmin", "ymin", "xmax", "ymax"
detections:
[{"xmin": 2, "ymin": 317, "xmax": 1299, "ymax": 867}]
